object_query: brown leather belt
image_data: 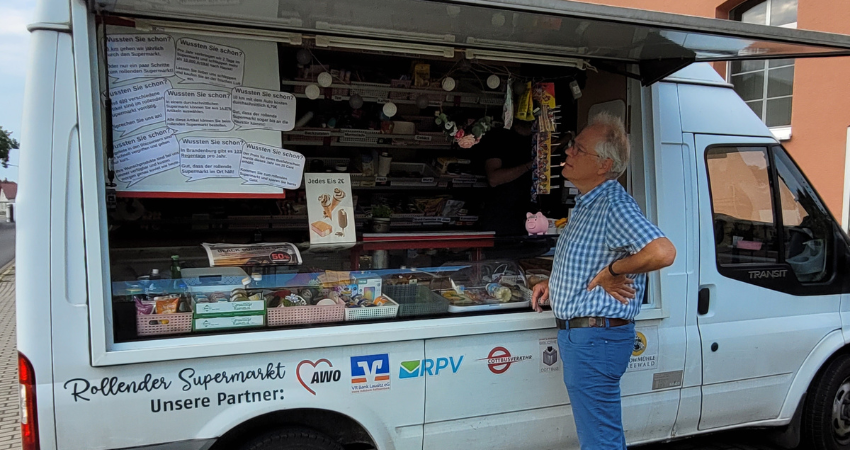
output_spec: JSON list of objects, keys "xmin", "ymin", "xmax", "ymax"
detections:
[{"xmin": 556, "ymin": 317, "xmax": 631, "ymax": 329}]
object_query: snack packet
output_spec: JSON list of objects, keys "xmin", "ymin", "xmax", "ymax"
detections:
[
  {"xmin": 135, "ymin": 298, "xmax": 154, "ymax": 315},
  {"xmin": 154, "ymin": 296, "xmax": 180, "ymax": 314}
]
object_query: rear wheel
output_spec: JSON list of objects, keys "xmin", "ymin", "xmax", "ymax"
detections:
[
  {"xmin": 805, "ymin": 355, "xmax": 850, "ymax": 450},
  {"xmin": 240, "ymin": 427, "xmax": 344, "ymax": 450}
]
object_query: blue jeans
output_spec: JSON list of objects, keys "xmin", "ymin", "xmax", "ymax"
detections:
[{"xmin": 558, "ymin": 321, "xmax": 635, "ymax": 450}]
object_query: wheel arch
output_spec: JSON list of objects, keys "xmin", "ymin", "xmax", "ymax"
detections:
[
  {"xmin": 207, "ymin": 407, "xmax": 380, "ymax": 450},
  {"xmin": 781, "ymin": 329, "xmax": 850, "ymax": 420}
]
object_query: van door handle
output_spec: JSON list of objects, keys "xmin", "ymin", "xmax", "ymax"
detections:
[{"xmin": 698, "ymin": 288, "xmax": 710, "ymax": 315}]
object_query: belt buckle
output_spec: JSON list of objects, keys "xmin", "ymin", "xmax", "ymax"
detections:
[{"xmin": 588, "ymin": 317, "xmax": 598, "ymax": 327}]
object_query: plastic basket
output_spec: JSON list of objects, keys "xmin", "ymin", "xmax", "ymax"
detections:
[
  {"xmin": 390, "ymin": 79, "xmax": 411, "ymax": 100},
  {"xmin": 408, "ymin": 89, "xmax": 444, "ymax": 103},
  {"xmin": 136, "ymin": 312, "xmax": 193, "ymax": 336},
  {"xmin": 267, "ymin": 299, "xmax": 345, "ymax": 326},
  {"xmin": 350, "ymin": 82, "xmax": 390, "ymax": 99},
  {"xmin": 284, "ymin": 128, "xmax": 336, "ymax": 145},
  {"xmin": 414, "ymin": 131, "xmax": 450, "ymax": 144},
  {"xmin": 383, "ymin": 285, "xmax": 449, "ymax": 317},
  {"xmin": 339, "ymin": 129, "xmax": 383, "ymax": 145},
  {"xmin": 344, "ymin": 295, "xmax": 399, "ymax": 321}
]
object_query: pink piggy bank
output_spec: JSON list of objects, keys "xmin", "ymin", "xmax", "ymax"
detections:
[{"xmin": 525, "ymin": 212, "xmax": 548, "ymax": 235}]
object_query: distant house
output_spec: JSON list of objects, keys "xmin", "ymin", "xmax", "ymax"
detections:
[{"xmin": 0, "ymin": 180, "xmax": 17, "ymax": 222}]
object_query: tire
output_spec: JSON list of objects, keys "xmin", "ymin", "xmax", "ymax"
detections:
[
  {"xmin": 240, "ymin": 427, "xmax": 344, "ymax": 450},
  {"xmin": 804, "ymin": 354, "xmax": 850, "ymax": 450}
]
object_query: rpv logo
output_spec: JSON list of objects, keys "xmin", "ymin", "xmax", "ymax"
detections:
[{"xmin": 399, "ymin": 356, "xmax": 463, "ymax": 379}]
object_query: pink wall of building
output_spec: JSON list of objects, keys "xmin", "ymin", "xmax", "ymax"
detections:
[{"xmin": 576, "ymin": 0, "xmax": 850, "ymax": 219}]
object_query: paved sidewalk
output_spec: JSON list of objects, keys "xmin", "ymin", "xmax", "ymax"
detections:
[{"xmin": 0, "ymin": 263, "xmax": 20, "ymax": 450}]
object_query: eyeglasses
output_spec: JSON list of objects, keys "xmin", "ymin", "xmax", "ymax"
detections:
[{"xmin": 564, "ymin": 139, "xmax": 600, "ymax": 158}]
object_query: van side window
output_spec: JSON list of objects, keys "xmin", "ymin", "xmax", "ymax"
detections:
[
  {"xmin": 773, "ymin": 147, "xmax": 833, "ymax": 282},
  {"xmin": 706, "ymin": 147, "xmax": 780, "ymax": 265}
]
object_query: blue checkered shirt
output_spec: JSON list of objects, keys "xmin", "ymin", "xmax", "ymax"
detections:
[{"xmin": 551, "ymin": 180, "xmax": 665, "ymax": 320}]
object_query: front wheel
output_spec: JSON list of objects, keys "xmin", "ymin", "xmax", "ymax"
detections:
[
  {"xmin": 240, "ymin": 427, "xmax": 344, "ymax": 450},
  {"xmin": 804, "ymin": 354, "xmax": 850, "ymax": 450}
]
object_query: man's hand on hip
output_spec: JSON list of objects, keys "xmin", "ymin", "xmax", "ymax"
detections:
[
  {"xmin": 531, "ymin": 280, "xmax": 550, "ymax": 313},
  {"xmin": 588, "ymin": 268, "xmax": 635, "ymax": 305}
]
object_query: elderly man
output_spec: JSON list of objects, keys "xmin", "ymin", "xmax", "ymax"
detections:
[{"xmin": 532, "ymin": 112, "xmax": 676, "ymax": 450}]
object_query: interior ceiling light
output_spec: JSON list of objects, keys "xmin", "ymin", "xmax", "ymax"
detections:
[
  {"xmin": 315, "ymin": 22, "xmax": 455, "ymax": 45},
  {"xmin": 465, "ymin": 49, "xmax": 593, "ymax": 69},
  {"xmin": 466, "ymin": 37, "xmax": 587, "ymax": 59},
  {"xmin": 135, "ymin": 19, "xmax": 302, "ymax": 45},
  {"xmin": 315, "ymin": 35, "xmax": 455, "ymax": 59}
]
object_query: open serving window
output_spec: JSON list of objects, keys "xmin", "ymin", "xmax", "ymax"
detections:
[
  {"xmin": 88, "ymin": 0, "xmax": 850, "ymax": 351},
  {"xmin": 102, "ymin": 17, "xmax": 581, "ymax": 342}
]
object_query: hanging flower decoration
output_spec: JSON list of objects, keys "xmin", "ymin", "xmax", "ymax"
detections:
[{"xmin": 434, "ymin": 112, "xmax": 495, "ymax": 148}]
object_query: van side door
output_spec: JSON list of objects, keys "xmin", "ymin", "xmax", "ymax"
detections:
[{"xmin": 695, "ymin": 135, "xmax": 846, "ymax": 430}]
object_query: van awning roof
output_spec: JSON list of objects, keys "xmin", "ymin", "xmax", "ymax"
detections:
[{"xmin": 96, "ymin": 0, "xmax": 850, "ymax": 85}]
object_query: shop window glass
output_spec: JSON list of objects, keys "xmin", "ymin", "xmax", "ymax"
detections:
[
  {"xmin": 99, "ymin": 24, "xmax": 582, "ymax": 342},
  {"xmin": 706, "ymin": 147, "xmax": 779, "ymax": 265},
  {"xmin": 774, "ymin": 147, "xmax": 833, "ymax": 282},
  {"xmin": 730, "ymin": 0, "xmax": 797, "ymax": 129}
]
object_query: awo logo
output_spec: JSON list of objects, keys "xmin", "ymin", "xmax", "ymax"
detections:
[
  {"xmin": 296, "ymin": 359, "xmax": 341, "ymax": 395},
  {"xmin": 399, "ymin": 356, "xmax": 463, "ymax": 379},
  {"xmin": 350, "ymin": 354, "xmax": 391, "ymax": 394}
]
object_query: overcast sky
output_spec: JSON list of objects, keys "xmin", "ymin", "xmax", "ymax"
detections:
[{"xmin": 0, "ymin": 0, "xmax": 32, "ymax": 183}]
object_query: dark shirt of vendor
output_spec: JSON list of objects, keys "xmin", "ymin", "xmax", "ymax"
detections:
[{"xmin": 477, "ymin": 121, "xmax": 534, "ymax": 236}]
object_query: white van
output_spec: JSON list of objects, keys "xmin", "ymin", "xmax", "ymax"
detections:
[{"xmin": 17, "ymin": 1, "xmax": 850, "ymax": 449}]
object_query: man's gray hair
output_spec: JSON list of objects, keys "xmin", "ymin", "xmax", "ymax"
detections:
[{"xmin": 588, "ymin": 112, "xmax": 629, "ymax": 179}]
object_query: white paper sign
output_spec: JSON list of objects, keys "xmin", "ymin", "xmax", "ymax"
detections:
[
  {"xmin": 239, "ymin": 142, "xmax": 305, "ymax": 189},
  {"xmin": 113, "ymin": 127, "xmax": 180, "ymax": 186},
  {"xmin": 108, "ymin": 78, "xmax": 172, "ymax": 136},
  {"xmin": 175, "ymin": 38, "xmax": 245, "ymax": 87},
  {"xmin": 179, "ymin": 137, "xmax": 243, "ymax": 181},
  {"xmin": 165, "ymin": 89, "xmax": 234, "ymax": 133},
  {"xmin": 107, "ymin": 34, "xmax": 176, "ymax": 81},
  {"xmin": 232, "ymin": 87, "xmax": 296, "ymax": 131},
  {"xmin": 304, "ymin": 174, "xmax": 356, "ymax": 244}
]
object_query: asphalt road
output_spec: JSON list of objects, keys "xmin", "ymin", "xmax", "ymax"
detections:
[
  {"xmin": 636, "ymin": 429, "xmax": 784, "ymax": 450},
  {"xmin": 0, "ymin": 223, "xmax": 13, "ymax": 270}
]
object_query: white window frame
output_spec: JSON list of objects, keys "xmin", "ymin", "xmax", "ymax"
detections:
[
  {"xmin": 728, "ymin": 0, "xmax": 797, "ymax": 138},
  {"xmin": 842, "ymin": 126, "xmax": 850, "ymax": 232}
]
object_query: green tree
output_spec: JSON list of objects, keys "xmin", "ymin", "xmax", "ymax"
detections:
[{"xmin": 0, "ymin": 127, "xmax": 19, "ymax": 169}]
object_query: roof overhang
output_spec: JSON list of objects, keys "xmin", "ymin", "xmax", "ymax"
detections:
[{"xmin": 93, "ymin": 0, "xmax": 850, "ymax": 85}]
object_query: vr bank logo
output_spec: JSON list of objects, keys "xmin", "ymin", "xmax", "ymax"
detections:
[
  {"xmin": 350, "ymin": 354, "xmax": 391, "ymax": 394},
  {"xmin": 399, "ymin": 356, "xmax": 463, "ymax": 379}
]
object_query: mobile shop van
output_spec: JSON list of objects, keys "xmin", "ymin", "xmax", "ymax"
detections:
[{"xmin": 17, "ymin": 0, "xmax": 850, "ymax": 449}]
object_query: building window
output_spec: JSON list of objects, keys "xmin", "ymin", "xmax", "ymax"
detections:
[{"xmin": 730, "ymin": 0, "xmax": 797, "ymax": 129}]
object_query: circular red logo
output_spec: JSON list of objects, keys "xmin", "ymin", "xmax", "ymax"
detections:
[
  {"xmin": 269, "ymin": 251, "xmax": 292, "ymax": 263},
  {"xmin": 487, "ymin": 347, "xmax": 513, "ymax": 374}
]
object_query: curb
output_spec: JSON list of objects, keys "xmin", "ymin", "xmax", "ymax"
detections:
[{"xmin": 0, "ymin": 260, "xmax": 14, "ymax": 279}]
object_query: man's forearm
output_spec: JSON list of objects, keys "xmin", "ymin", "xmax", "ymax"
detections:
[
  {"xmin": 488, "ymin": 162, "xmax": 532, "ymax": 187},
  {"xmin": 610, "ymin": 238, "xmax": 676, "ymax": 275}
]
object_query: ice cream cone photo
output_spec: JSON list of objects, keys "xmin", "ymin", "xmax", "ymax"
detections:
[
  {"xmin": 319, "ymin": 194, "xmax": 333, "ymax": 219},
  {"xmin": 330, "ymin": 188, "xmax": 345, "ymax": 211}
]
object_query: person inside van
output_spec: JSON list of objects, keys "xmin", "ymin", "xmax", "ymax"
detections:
[
  {"xmin": 476, "ymin": 118, "xmax": 535, "ymax": 236},
  {"xmin": 531, "ymin": 112, "xmax": 676, "ymax": 450}
]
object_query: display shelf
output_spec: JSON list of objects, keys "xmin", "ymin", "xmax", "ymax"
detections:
[
  {"xmin": 283, "ymin": 128, "xmax": 453, "ymax": 149},
  {"xmin": 282, "ymin": 79, "xmax": 504, "ymax": 109}
]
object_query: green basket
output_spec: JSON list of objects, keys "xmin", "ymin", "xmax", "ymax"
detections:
[{"xmin": 384, "ymin": 285, "xmax": 449, "ymax": 317}]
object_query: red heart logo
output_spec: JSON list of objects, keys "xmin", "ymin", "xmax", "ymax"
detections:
[{"xmin": 297, "ymin": 359, "xmax": 333, "ymax": 395}]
